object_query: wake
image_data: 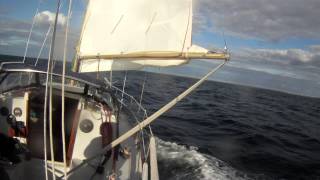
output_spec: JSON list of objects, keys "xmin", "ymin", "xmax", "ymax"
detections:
[{"xmin": 156, "ymin": 138, "xmax": 252, "ymax": 180}]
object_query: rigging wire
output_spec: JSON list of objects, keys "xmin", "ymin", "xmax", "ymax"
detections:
[
  {"xmin": 34, "ymin": 24, "xmax": 53, "ymax": 67},
  {"xmin": 35, "ymin": 1, "xmax": 64, "ymax": 67},
  {"xmin": 138, "ymin": 72, "xmax": 147, "ymax": 112},
  {"xmin": 120, "ymin": 71, "xmax": 128, "ymax": 109},
  {"xmin": 22, "ymin": 0, "xmax": 41, "ymax": 63},
  {"xmin": 0, "ymin": 0, "xmax": 41, "ymax": 69},
  {"xmin": 137, "ymin": 71, "xmax": 152, "ymax": 157},
  {"xmin": 138, "ymin": 72, "xmax": 151, "ymax": 157},
  {"xmin": 180, "ymin": 0, "xmax": 192, "ymax": 53},
  {"xmin": 61, "ymin": 0, "xmax": 73, "ymax": 179}
]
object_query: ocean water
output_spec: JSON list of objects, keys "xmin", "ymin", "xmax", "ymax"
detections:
[
  {"xmin": 112, "ymin": 71, "xmax": 320, "ymax": 180},
  {"xmin": 1, "ymin": 56, "xmax": 320, "ymax": 180}
]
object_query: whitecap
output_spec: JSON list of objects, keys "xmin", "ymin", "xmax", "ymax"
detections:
[{"xmin": 156, "ymin": 138, "xmax": 253, "ymax": 180}]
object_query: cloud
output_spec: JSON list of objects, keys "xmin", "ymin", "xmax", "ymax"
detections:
[
  {"xmin": 195, "ymin": 0, "xmax": 320, "ymax": 41},
  {"xmin": 235, "ymin": 46, "xmax": 320, "ymax": 66},
  {"xmin": 310, "ymin": 45, "xmax": 320, "ymax": 52},
  {"xmin": 0, "ymin": 15, "xmax": 79, "ymax": 60},
  {"xmin": 157, "ymin": 59, "xmax": 320, "ymax": 97},
  {"xmin": 35, "ymin": 10, "xmax": 66, "ymax": 27},
  {"xmin": 0, "ymin": 18, "xmax": 30, "ymax": 46}
]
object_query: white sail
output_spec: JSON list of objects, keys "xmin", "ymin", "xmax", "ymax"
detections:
[{"xmin": 76, "ymin": 0, "xmax": 194, "ymax": 72}]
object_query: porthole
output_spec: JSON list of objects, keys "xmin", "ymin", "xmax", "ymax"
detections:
[
  {"xmin": 13, "ymin": 107, "xmax": 22, "ymax": 117},
  {"xmin": 80, "ymin": 119, "xmax": 94, "ymax": 133}
]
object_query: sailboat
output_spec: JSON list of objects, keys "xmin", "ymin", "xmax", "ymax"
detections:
[{"xmin": 0, "ymin": 0, "xmax": 229, "ymax": 179}]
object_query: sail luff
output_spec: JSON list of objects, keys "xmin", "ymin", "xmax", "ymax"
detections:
[
  {"xmin": 181, "ymin": 0, "xmax": 193, "ymax": 53},
  {"xmin": 76, "ymin": 0, "xmax": 91, "ymax": 53},
  {"xmin": 72, "ymin": 0, "xmax": 90, "ymax": 72}
]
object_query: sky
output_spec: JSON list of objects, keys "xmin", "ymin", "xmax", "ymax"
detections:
[{"xmin": 0, "ymin": 0, "xmax": 319, "ymax": 97}]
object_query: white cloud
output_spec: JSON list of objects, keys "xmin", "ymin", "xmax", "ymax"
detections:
[
  {"xmin": 234, "ymin": 46, "xmax": 320, "ymax": 66},
  {"xmin": 0, "ymin": 40, "xmax": 9, "ymax": 46},
  {"xmin": 310, "ymin": 45, "xmax": 320, "ymax": 52},
  {"xmin": 34, "ymin": 10, "xmax": 66, "ymax": 27},
  {"xmin": 0, "ymin": 15, "xmax": 79, "ymax": 60},
  {"xmin": 195, "ymin": 0, "xmax": 320, "ymax": 41}
]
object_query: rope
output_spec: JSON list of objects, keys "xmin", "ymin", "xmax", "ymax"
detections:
[
  {"xmin": 22, "ymin": 0, "xmax": 41, "ymax": 63},
  {"xmin": 43, "ymin": 43, "xmax": 51, "ymax": 180},
  {"xmin": 49, "ymin": 61, "xmax": 56, "ymax": 180},
  {"xmin": 61, "ymin": 0, "xmax": 73, "ymax": 179},
  {"xmin": 58, "ymin": 60, "xmax": 227, "ymax": 179},
  {"xmin": 43, "ymin": 36, "xmax": 51, "ymax": 180},
  {"xmin": 43, "ymin": 0, "xmax": 62, "ymax": 179}
]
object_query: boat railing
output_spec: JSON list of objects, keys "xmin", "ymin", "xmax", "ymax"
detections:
[
  {"xmin": 111, "ymin": 83, "xmax": 148, "ymax": 117},
  {"xmin": 0, "ymin": 68, "xmax": 101, "ymax": 88},
  {"xmin": 0, "ymin": 61, "xmax": 26, "ymax": 70},
  {"xmin": 107, "ymin": 78, "xmax": 153, "ymax": 162},
  {"xmin": 1, "ymin": 67, "xmax": 148, "ymax": 117}
]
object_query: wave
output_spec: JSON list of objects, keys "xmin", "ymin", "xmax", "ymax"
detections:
[{"xmin": 156, "ymin": 138, "xmax": 253, "ymax": 180}]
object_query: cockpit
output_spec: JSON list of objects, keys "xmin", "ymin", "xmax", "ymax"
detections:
[{"xmin": 0, "ymin": 66, "xmax": 118, "ymax": 166}]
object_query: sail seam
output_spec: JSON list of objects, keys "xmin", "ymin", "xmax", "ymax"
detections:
[
  {"xmin": 111, "ymin": 15, "xmax": 124, "ymax": 34},
  {"xmin": 145, "ymin": 13, "xmax": 157, "ymax": 34}
]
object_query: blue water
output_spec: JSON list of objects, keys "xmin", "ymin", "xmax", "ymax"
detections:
[
  {"xmin": 2, "ymin": 56, "xmax": 320, "ymax": 180},
  {"xmin": 113, "ymin": 70, "xmax": 320, "ymax": 180}
]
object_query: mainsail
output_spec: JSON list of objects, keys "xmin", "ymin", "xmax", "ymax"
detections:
[{"xmin": 73, "ymin": 0, "xmax": 228, "ymax": 72}]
